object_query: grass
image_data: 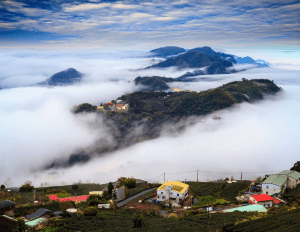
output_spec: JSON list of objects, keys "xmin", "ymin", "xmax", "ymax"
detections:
[{"xmin": 45, "ymin": 193, "xmax": 72, "ymax": 198}]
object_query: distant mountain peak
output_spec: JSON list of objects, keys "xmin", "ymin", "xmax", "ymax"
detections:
[
  {"xmin": 149, "ymin": 46, "xmax": 186, "ymax": 58},
  {"xmin": 40, "ymin": 68, "xmax": 83, "ymax": 86}
]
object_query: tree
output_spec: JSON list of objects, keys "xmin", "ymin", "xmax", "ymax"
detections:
[
  {"xmin": 108, "ymin": 182, "xmax": 114, "ymax": 196},
  {"xmin": 125, "ymin": 178, "xmax": 136, "ymax": 189},
  {"xmin": 72, "ymin": 183, "xmax": 79, "ymax": 190},
  {"xmin": 19, "ymin": 181, "xmax": 34, "ymax": 192},
  {"xmin": 83, "ymin": 207, "xmax": 98, "ymax": 216},
  {"xmin": 291, "ymin": 161, "xmax": 300, "ymax": 172},
  {"xmin": 16, "ymin": 219, "xmax": 28, "ymax": 232},
  {"xmin": 1, "ymin": 184, "xmax": 5, "ymax": 190},
  {"xmin": 75, "ymin": 103, "xmax": 97, "ymax": 113}
]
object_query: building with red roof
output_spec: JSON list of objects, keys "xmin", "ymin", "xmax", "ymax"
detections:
[
  {"xmin": 247, "ymin": 194, "xmax": 284, "ymax": 208},
  {"xmin": 48, "ymin": 194, "xmax": 89, "ymax": 203}
]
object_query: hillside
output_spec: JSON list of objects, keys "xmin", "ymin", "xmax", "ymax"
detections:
[
  {"xmin": 189, "ymin": 46, "xmax": 236, "ymax": 63},
  {"xmin": 45, "ymin": 79, "xmax": 281, "ymax": 169}
]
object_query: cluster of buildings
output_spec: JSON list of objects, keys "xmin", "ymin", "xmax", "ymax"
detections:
[{"xmin": 97, "ymin": 100, "xmax": 129, "ymax": 112}]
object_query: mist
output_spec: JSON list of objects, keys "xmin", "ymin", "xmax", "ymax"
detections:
[{"xmin": 0, "ymin": 49, "xmax": 299, "ymax": 188}]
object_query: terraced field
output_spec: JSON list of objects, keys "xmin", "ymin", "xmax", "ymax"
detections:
[
  {"xmin": 223, "ymin": 208, "xmax": 300, "ymax": 232},
  {"xmin": 188, "ymin": 181, "xmax": 250, "ymax": 202}
]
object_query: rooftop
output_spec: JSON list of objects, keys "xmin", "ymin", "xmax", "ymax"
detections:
[
  {"xmin": 251, "ymin": 194, "xmax": 274, "ymax": 202},
  {"xmin": 0, "ymin": 200, "xmax": 15, "ymax": 209},
  {"xmin": 157, "ymin": 181, "xmax": 189, "ymax": 194},
  {"xmin": 277, "ymin": 170, "xmax": 300, "ymax": 179},
  {"xmin": 225, "ymin": 204, "xmax": 267, "ymax": 213},
  {"xmin": 26, "ymin": 208, "xmax": 53, "ymax": 221},
  {"xmin": 262, "ymin": 174, "xmax": 287, "ymax": 187}
]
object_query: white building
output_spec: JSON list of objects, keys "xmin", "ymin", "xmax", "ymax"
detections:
[
  {"xmin": 157, "ymin": 181, "xmax": 189, "ymax": 203},
  {"xmin": 261, "ymin": 170, "xmax": 300, "ymax": 196}
]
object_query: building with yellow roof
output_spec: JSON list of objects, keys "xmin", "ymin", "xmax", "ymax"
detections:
[
  {"xmin": 157, "ymin": 181, "xmax": 189, "ymax": 202},
  {"xmin": 173, "ymin": 88, "xmax": 180, "ymax": 92}
]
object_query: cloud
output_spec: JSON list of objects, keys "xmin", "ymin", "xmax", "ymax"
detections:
[{"xmin": 0, "ymin": 48, "xmax": 299, "ymax": 188}]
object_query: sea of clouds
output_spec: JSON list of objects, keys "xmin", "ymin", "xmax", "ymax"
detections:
[{"xmin": 0, "ymin": 49, "xmax": 299, "ymax": 187}]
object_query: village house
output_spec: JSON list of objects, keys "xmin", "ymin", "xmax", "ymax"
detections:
[
  {"xmin": 261, "ymin": 170, "xmax": 300, "ymax": 196},
  {"xmin": 157, "ymin": 181, "xmax": 189, "ymax": 204},
  {"xmin": 247, "ymin": 194, "xmax": 284, "ymax": 208}
]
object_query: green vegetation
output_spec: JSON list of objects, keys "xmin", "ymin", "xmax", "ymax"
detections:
[
  {"xmin": 223, "ymin": 208, "xmax": 300, "ymax": 232},
  {"xmin": 84, "ymin": 206, "xmax": 98, "ymax": 216},
  {"xmin": 290, "ymin": 161, "xmax": 300, "ymax": 172},
  {"xmin": 19, "ymin": 181, "xmax": 34, "ymax": 193},
  {"xmin": 188, "ymin": 181, "xmax": 250, "ymax": 203},
  {"xmin": 75, "ymin": 103, "xmax": 97, "ymax": 113},
  {"xmin": 15, "ymin": 219, "xmax": 28, "ymax": 232},
  {"xmin": 36, "ymin": 183, "xmax": 108, "ymax": 196},
  {"xmin": 1, "ymin": 184, "xmax": 5, "ymax": 190},
  {"xmin": 194, "ymin": 196, "xmax": 230, "ymax": 207},
  {"xmin": 52, "ymin": 209, "xmax": 254, "ymax": 231},
  {"xmin": 15, "ymin": 201, "xmax": 61, "ymax": 217}
]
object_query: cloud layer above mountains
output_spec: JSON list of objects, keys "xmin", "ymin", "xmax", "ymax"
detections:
[{"xmin": 0, "ymin": 49, "xmax": 299, "ymax": 187}]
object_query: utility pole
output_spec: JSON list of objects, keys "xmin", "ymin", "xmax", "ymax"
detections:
[
  {"xmin": 33, "ymin": 190, "xmax": 35, "ymax": 204},
  {"xmin": 197, "ymin": 170, "xmax": 199, "ymax": 182}
]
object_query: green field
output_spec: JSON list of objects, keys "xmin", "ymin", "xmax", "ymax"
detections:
[
  {"xmin": 188, "ymin": 181, "xmax": 250, "ymax": 203},
  {"xmin": 223, "ymin": 208, "xmax": 300, "ymax": 232},
  {"xmin": 53, "ymin": 209, "xmax": 254, "ymax": 231},
  {"xmin": 36, "ymin": 183, "xmax": 108, "ymax": 196}
]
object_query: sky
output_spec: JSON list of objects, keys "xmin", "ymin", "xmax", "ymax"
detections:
[
  {"xmin": 0, "ymin": 0, "xmax": 300, "ymax": 187},
  {"xmin": 0, "ymin": 0, "xmax": 300, "ymax": 67}
]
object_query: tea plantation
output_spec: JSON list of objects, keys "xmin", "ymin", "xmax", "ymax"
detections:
[
  {"xmin": 54, "ymin": 209, "xmax": 254, "ymax": 231},
  {"xmin": 188, "ymin": 181, "xmax": 250, "ymax": 202},
  {"xmin": 223, "ymin": 208, "xmax": 300, "ymax": 232}
]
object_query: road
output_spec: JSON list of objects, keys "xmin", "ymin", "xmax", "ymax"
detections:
[{"xmin": 117, "ymin": 187, "xmax": 158, "ymax": 207}]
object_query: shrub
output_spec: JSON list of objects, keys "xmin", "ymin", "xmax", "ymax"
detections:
[
  {"xmin": 72, "ymin": 184, "xmax": 79, "ymax": 190},
  {"xmin": 124, "ymin": 178, "xmax": 136, "ymax": 189},
  {"xmin": 132, "ymin": 211, "xmax": 145, "ymax": 228},
  {"xmin": 0, "ymin": 184, "xmax": 5, "ymax": 190},
  {"xmin": 84, "ymin": 207, "xmax": 98, "ymax": 216}
]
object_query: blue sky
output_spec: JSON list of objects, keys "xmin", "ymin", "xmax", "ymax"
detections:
[{"xmin": 0, "ymin": 0, "xmax": 300, "ymax": 65}]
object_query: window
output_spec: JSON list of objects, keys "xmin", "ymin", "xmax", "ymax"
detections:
[
  {"xmin": 158, "ymin": 196, "xmax": 159, "ymax": 198},
  {"xmin": 266, "ymin": 191, "xmax": 268, "ymax": 194},
  {"xmin": 161, "ymin": 192, "xmax": 163, "ymax": 194},
  {"xmin": 266, "ymin": 186, "xmax": 269, "ymax": 189},
  {"xmin": 177, "ymin": 194, "xmax": 179, "ymax": 196}
]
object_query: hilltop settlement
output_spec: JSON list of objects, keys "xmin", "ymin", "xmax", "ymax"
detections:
[{"xmin": 1, "ymin": 162, "xmax": 300, "ymax": 231}]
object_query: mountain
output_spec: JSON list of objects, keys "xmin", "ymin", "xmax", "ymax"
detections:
[
  {"xmin": 39, "ymin": 68, "xmax": 83, "ymax": 86},
  {"xmin": 146, "ymin": 50, "xmax": 233, "ymax": 70},
  {"xmin": 255, "ymin": 59, "xmax": 271, "ymax": 66},
  {"xmin": 189, "ymin": 46, "xmax": 236, "ymax": 63},
  {"xmin": 235, "ymin": 56, "xmax": 256, "ymax": 64},
  {"xmin": 149, "ymin": 46, "xmax": 186, "ymax": 58},
  {"xmin": 235, "ymin": 56, "xmax": 269, "ymax": 68},
  {"xmin": 134, "ymin": 76, "xmax": 172, "ymax": 92},
  {"xmin": 47, "ymin": 78, "xmax": 281, "ymax": 169}
]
